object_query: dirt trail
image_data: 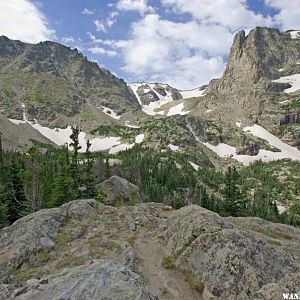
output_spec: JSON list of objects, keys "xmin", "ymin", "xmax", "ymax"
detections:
[{"xmin": 135, "ymin": 235, "xmax": 203, "ymax": 300}]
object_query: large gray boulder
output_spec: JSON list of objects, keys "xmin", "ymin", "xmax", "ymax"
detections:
[
  {"xmin": 0, "ymin": 199, "xmax": 98, "ymax": 282},
  {"xmin": 97, "ymin": 176, "xmax": 140, "ymax": 206},
  {"xmin": 163, "ymin": 205, "xmax": 300, "ymax": 299},
  {"xmin": 17, "ymin": 260, "xmax": 155, "ymax": 300}
]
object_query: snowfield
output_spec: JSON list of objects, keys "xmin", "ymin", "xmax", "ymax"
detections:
[
  {"xmin": 167, "ymin": 102, "xmax": 189, "ymax": 116},
  {"xmin": 128, "ymin": 83, "xmax": 204, "ymax": 116},
  {"xmin": 187, "ymin": 122, "xmax": 300, "ymax": 165},
  {"xmin": 180, "ymin": 88, "xmax": 206, "ymax": 99},
  {"xmin": 272, "ymin": 74, "xmax": 300, "ymax": 93},
  {"xmin": 128, "ymin": 83, "xmax": 173, "ymax": 115},
  {"xmin": 9, "ymin": 118, "xmax": 145, "ymax": 154}
]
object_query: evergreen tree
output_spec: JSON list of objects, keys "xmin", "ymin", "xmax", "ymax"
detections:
[
  {"xmin": 69, "ymin": 126, "xmax": 82, "ymax": 195},
  {"xmin": 0, "ymin": 132, "xmax": 3, "ymax": 165},
  {"xmin": 50, "ymin": 145, "xmax": 76, "ymax": 207},
  {"xmin": 222, "ymin": 166, "xmax": 247, "ymax": 217},
  {"xmin": 82, "ymin": 140, "xmax": 96, "ymax": 198},
  {"xmin": 20, "ymin": 147, "xmax": 43, "ymax": 213}
]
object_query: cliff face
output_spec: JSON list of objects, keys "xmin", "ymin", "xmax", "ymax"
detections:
[{"xmin": 214, "ymin": 27, "xmax": 300, "ymax": 93}]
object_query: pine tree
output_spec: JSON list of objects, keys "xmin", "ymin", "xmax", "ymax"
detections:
[
  {"xmin": 69, "ymin": 126, "xmax": 82, "ymax": 195},
  {"xmin": 222, "ymin": 166, "xmax": 247, "ymax": 217},
  {"xmin": 0, "ymin": 132, "xmax": 3, "ymax": 165},
  {"xmin": 50, "ymin": 145, "xmax": 76, "ymax": 207},
  {"xmin": 20, "ymin": 147, "xmax": 43, "ymax": 213},
  {"xmin": 82, "ymin": 139, "xmax": 96, "ymax": 198}
]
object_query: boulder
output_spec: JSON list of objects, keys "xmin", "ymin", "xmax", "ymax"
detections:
[
  {"xmin": 18, "ymin": 260, "xmax": 155, "ymax": 300},
  {"xmin": 163, "ymin": 205, "xmax": 300, "ymax": 299},
  {"xmin": 97, "ymin": 176, "xmax": 140, "ymax": 207}
]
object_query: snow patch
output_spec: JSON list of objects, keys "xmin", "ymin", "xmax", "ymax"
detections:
[
  {"xmin": 100, "ymin": 106, "xmax": 121, "ymax": 120},
  {"xmin": 236, "ymin": 122, "xmax": 242, "ymax": 128},
  {"xmin": 189, "ymin": 161, "xmax": 200, "ymax": 171},
  {"xmin": 135, "ymin": 133, "xmax": 144, "ymax": 143},
  {"xmin": 290, "ymin": 30, "xmax": 300, "ymax": 39},
  {"xmin": 167, "ymin": 102, "xmax": 190, "ymax": 116},
  {"xmin": 125, "ymin": 121, "xmax": 140, "ymax": 128},
  {"xmin": 180, "ymin": 88, "xmax": 206, "ymax": 99},
  {"xmin": 189, "ymin": 122, "xmax": 300, "ymax": 165},
  {"xmin": 272, "ymin": 74, "xmax": 300, "ymax": 93},
  {"xmin": 277, "ymin": 205, "xmax": 287, "ymax": 214},
  {"xmin": 9, "ymin": 118, "xmax": 145, "ymax": 154},
  {"xmin": 168, "ymin": 144, "xmax": 179, "ymax": 151}
]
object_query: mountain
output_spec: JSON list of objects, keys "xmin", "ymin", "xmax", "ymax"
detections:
[
  {"xmin": 1, "ymin": 27, "xmax": 300, "ymax": 300},
  {"xmin": 0, "ymin": 35, "xmax": 140, "ymax": 129}
]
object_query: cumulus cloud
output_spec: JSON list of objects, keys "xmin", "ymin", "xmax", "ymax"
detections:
[
  {"xmin": 161, "ymin": 0, "xmax": 274, "ymax": 31},
  {"xmin": 114, "ymin": 14, "xmax": 230, "ymax": 89},
  {"xmin": 0, "ymin": 0, "xmax": 54, "ymax": 43},
  {"xmin": 82, "ymin": 8, "xmax": 95, "ymax": 15},
  {"xmin": 88, "ymin": 46, "xmax": 118, "ymax": 57},
  {"xmin": 93, "ymin": 20, "xmax": 107, "ymax": 32},
  {"xmin": 62, "ymin": 36, "xmax": 75, "ymax": 44},
  {"xmin": 112, "ymin": 0, "xmax": 299, "ymax": 89},
  {"xmin": 116, "ymin": 0, "xmax": 155, "ymax": 15},
  {"xmin": 265, "ymin": 0, "xmax": 300, "ymax": 29}
]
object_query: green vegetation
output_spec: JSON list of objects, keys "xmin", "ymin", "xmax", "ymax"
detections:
[
  {"xmin": 162, "ymin": 255, "xmax": 175, "ymax": 269},
  {"xmin": 1, "ymin": 127, "xmax": 300, "ymax": 229},
  {"xmin": 56, "ymin": 255, "xmax": 85, "ymax": 269},
  {"xmin": 91, "ymin": 124, "xmax": 138, "ymax": 141}
]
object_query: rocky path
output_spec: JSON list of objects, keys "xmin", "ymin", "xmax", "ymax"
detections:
[{"xmin": 135, "ymin": 234, "xmax": 203, "ymax": 300}]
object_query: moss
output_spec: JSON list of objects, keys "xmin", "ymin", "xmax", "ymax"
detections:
[
  {"xmin": 104, "ymin": 241, "xmax": 122, "ymax": 253},
  {"xmin": 162, "ymin": 255, "xmax": 175, "ymax": 269},
  {"xmin": 126, "ymin": 235, "xmax": 137, "ymax": 245},
  {"xmin": 182, "ymin": 270, "xmax": 205, "ymax": 294},
  {"xmin": 55, "ymin": 228, "xmax": 71, "ymax": 246},
  {"xmin": 14, "ymin": 269, "xmax": 45, "ymax": 282},
  {"xmin": 56, "ymin": 255, "xmax": 85, "ymax": 269},
  {"xmin": 254, "ymin": 227, "xmax": 293, "ymax": 240},
  {"xmin": 35, "ymin": 250, "xmax": 50, "ymax": 265}
]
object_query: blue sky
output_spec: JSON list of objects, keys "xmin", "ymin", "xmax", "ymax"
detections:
[{"xmin": 0, "ymin": 0, "xmax": 300, "ymax": 89}]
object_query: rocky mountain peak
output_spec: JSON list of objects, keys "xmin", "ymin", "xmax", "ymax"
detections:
[{"xmin": 213, "ymin": 27, "xmax": 300, "ymax": 94}]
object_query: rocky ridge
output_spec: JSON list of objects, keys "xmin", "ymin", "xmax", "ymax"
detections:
[
  {"xmin": 1, "ymin": 198, "xmax": 300, "ymax": 299},
  {"xmin": 0, "ymin": 35, "xmax": 140, "ymax": 128}
]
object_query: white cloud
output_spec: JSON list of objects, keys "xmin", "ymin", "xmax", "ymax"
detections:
[
  {"xmin": 112, "ymin": 1, "xmax": 296, "ymax": 89},
  {"xmin": 62, "ymin": 36, "xmax": 75, "ymax": 44},
  {"xmin": 161, "ymin": 0, "xmax": 274, "ymax": 31},
  {"xmin": 0, "ymin": 0, "xmax": 54, "ymax": 43},
  {"xmin": 88, "ymin": 46, "xmax": 118, "ymax": 57},
  {"xmin": 82, "ymin": 8, "xmax": 95, "ymax": 15},
  {"xmin": 106, "ymin": 11, "xmax": 119, "ymax": 28},
  {"xmin": 114, "ymin": 14, "xmax": 229, "ymax": 89},
  {"xmin": 93, "ymin": 20, "xmax": 106, "ymax": 32},
  {"xmin": 116, "ymin": 0, "xmax": 155, "ymax": 15},
  {"xmin": 265, "ymin": 0, "xmax": 300, "ymax": 29}
]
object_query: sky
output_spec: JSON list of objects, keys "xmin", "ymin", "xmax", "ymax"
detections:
[{"xmin": 0, "ymin": 0, "xmax": 299, "ymax": 89}]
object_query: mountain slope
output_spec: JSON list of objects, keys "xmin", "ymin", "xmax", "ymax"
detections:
[{"xmin": 0, "ymin": 36, "xmax": 140, "ymax": 128}]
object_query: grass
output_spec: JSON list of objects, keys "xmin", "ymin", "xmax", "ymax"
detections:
[
  {"xmin": 35, "ymin": 250, "xmax": 50, "ymax": 265},
  {"xmin": 55, "ymin": 228, "xmax": 71, "ymax": 246},
  {"xmin": 182, "ymin": 270, "xmax": 205, "ymax": 294},
  {"xmin": 56, "ymin": 255, "xmax": 85, "ymax": 269},
  {"xmin": 162, "ymin": 255, "xmax": 175, "ymax": 269},
  {"xmin": 253, "ymin": 227, "xmax": 293, "ymax": 241},
  {"xmin": 126, "ymin": 235, "xmax": 137, "ymax": 245}
]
